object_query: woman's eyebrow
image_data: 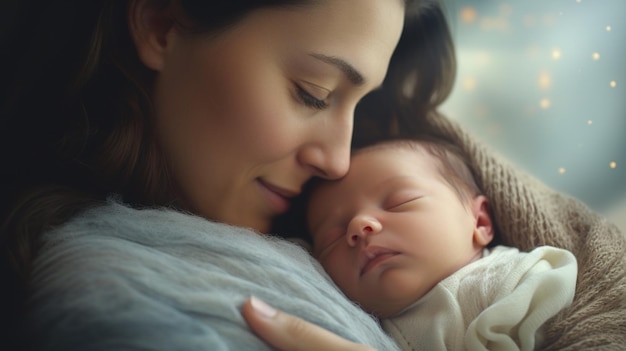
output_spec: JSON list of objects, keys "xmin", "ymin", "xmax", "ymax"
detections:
[{"xmin": 309, "ymin": 53, "xmax": 365, "ymax": 86}]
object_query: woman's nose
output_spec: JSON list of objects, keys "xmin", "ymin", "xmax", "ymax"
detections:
[
  {"xmin": 346, "ymin": 214, "xmax": 382, "ymax": 247},
  {"xmin": 298, "ymin": 110, "xmax": 352, "ymax": 180}
]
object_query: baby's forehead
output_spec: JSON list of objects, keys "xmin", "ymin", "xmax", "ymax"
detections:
[
  {"xmin": 355, "ymin": 138, "xmax": 424, "ymax": 153},
  {"xmin": 352, "ymin": 139, "xmax": 431, "ymax": 161},
  {"xmin": 308, "ymin": 140, "xmax": 438, "ymax": 201},
  {"xmin": 316, "ymin": 142, "xmax": 435, "ymax": 193},
  {"xmin": 348, "ymin": 140, "xmax": 451, "ymax": 192}
]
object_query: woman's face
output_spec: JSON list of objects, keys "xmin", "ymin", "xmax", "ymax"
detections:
[{"xmin": 151, "ymin": 0, "xmax": 405, "ymax": 232}]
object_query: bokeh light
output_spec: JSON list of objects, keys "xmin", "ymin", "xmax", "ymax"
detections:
[
  {"xmin": 540, "ymin": 98, "xmax": 551, "ymax": 109},
  {"xmin": 441, "ymin": 0, "xmax": 626, "ymax": 232},
  {"xmin": 460, "ymin": 6, "xmax": 478, "ymax": 24},
  {"xmin": 538, "ymin": 72, "xmax": 552, "ymax": 90}
]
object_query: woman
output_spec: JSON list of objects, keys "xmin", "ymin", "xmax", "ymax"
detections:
[{"xmin": 1, "ymin": 0, "xmax": 455, "ymax": 349}]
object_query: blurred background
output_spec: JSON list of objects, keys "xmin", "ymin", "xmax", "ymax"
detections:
[{"xmin": 440, "ymin": 0, "xmax": 626, "ymax": 232}]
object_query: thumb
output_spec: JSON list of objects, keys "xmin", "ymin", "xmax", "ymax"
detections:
[{"xmin": 241, "ymin": 296, "xmax": 376, "ymax": 351}]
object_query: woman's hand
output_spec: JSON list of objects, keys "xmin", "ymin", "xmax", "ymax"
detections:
[{"xmin": 241, "ymin": 296, "xmax": 377, "ymax": 351}]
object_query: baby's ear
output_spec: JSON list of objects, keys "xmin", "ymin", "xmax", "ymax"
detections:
[{"xmin": 471, "ymin": 195, "xmax": 494, "ymax": 246}]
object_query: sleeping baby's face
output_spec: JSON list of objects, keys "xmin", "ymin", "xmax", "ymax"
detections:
[{"xmin": 307, "ymin": 143, "xmax": 489, "ymax": 318}]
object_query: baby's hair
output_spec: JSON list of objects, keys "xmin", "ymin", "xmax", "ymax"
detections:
[{"xmin": 354, "ymin": 137, "xmax": 482, "ymax": 208}]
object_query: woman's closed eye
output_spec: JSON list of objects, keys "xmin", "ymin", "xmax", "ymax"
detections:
[{"xmin": 295, "ymin": 81, "xmax": 330, "ymax": 110}]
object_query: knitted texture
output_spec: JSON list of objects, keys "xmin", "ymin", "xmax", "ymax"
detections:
[{"xmin": 426, "ymin": 113, "xmax": 626, "ymax": 350}]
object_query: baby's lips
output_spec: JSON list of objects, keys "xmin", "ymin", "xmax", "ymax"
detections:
[{"xmin": 359, "ymin": 245, "xmax": 399, "ymax": 276}]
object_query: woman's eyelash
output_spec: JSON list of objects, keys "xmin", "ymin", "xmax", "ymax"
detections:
[{"xmin": 296, "ymin": 85, "xmax": 328, "ymax": 110}]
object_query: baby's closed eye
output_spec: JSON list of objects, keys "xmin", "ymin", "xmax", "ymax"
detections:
[{"xmin": 383, "ymin": 191, "xmax": 423, "ymax": 211}]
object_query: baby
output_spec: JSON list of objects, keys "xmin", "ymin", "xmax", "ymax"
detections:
[{"xmin": 306, "ymin": 138, "xmax": 577, "ymax": 351}]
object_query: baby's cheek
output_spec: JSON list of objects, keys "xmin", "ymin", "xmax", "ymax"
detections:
[{"xmin": 321, "ymin": 255, "xmax": 351, "ymax": 287}]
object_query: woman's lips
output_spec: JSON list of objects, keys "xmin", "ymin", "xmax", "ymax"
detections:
[
  {"xmin": 256, "ymin": 179, "xmax": 298, "ymax": 214},
  {"xmin": 360, "ymin": 246, "xmax": 400, "ymax": 276}
]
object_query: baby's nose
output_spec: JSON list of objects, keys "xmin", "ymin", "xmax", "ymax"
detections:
[{"xmin": 346, "ymin": 215, "xmax": 381, "ymax": 246}]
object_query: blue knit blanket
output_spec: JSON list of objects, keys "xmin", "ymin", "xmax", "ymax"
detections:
[{"xmin": 27, "ymin": 200, "xmax": 398, "ymax": 350}]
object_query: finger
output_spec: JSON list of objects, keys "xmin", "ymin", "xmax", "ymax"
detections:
[{"xmin": 241, "ymin": 296, "xmax": 376, "ymax": 351}]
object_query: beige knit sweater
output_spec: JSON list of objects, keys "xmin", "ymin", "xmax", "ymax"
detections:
[{"xmin": 426, "ymin": 113, "xmax": 626, "ymax": 350}]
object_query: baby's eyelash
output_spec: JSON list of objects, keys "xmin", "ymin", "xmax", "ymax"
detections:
[
  {"xmin": 296, "ymin": 85, "xmax": 328, "ymax": 110},
  {"xmin": 386, "ymin": 196, "xmax": 422, "ymax": 211}
]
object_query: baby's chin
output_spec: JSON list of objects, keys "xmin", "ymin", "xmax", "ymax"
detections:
[
  {"xmin": 366, "ymin": 302, "xmax": 408, "ymax": 319},
  {"xmin": 357, "ymin": 292, "xmax": 422, "ymax": 319},
  {"xmin": 359, "ymin": 281, "xmax": 439, "ymax": 319}
]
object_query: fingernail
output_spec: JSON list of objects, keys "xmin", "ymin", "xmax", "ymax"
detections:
[{"xmin": 250, "ymin": 296, "xmax": 277, "ymax": 318}]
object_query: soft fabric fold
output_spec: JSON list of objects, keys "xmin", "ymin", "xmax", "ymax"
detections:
[{"xmin": 27, "ymin": 201, "xmax": 398, "ymax": 351}]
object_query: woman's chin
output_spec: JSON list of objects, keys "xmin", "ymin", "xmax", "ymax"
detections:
[{"xmin": 233, "ymin": 214, "xmax": 272, "ymax": 235}]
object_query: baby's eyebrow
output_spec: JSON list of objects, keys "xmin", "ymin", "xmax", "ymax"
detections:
[{"xmin": 309, "ymin": 53, "xmax": 365, "ymax": 86}]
